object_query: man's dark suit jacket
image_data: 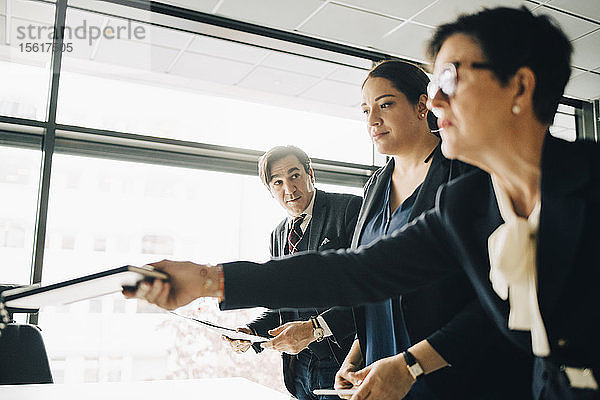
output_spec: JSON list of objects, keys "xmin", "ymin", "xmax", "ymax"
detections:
[
  {"xmin": 246, "ymin": 189, "xmax": 361, "ymax": 397},
  {"xmin": 222, "ymin": 136, "xmax": 599, "ymax": 399},
  {"xmin": 350, "ymin": 146, "xmax": 532, "ymax": 399}
]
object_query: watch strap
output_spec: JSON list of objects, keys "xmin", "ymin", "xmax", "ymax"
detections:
[
  {"xmin": 310, "ymin": 316, "xmax": 325, "ymax": 342},
  {"xmin": 403, "ymin": 350, "xmax": 424, "ymax": 381},
  {"xmin": 310, "ymin": 316, "xmax": 320, "ymax": 329}
]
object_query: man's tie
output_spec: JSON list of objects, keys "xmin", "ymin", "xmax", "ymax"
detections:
[{"xmin": 288, "ymin": 214, "xmax": 306, "ymax": 254}]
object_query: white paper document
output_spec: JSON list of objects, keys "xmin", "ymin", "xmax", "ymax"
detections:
[
  {"xmin": 313, "ymin": 389, "xmax": 358, "ymax": 396},
  {"xmin": 170, "ymin": 312, "xmax": 269, "ymax": 343}
]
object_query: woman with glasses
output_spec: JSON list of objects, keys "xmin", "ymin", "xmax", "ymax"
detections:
[
  {"xmin": 420, "ymin": 8, "xmax": 599, "ymax": 399},
  {"xmin": 334, "ymin": 60, "xmax": 530, "ymax": 400},
  {"xmin": 127, "ymin": 6, "xmax": 598, "ymax": 400}
]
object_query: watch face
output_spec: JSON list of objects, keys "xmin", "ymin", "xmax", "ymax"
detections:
[{"xmin": 314, "ymin": 327, "xmax": 325, "ymax": 342}]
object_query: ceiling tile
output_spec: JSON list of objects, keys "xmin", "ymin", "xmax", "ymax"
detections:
[
  {"xmin": 260, "ymin": 52, "xmax": 338, "ymax": 77},
  {"xmin": 94, "ymin": 40, "xmax": 179, "ymax": 73},
  {"xmin": 569, "ymin": 67, "xmax": 586, "ymax": 80},
  {"xmin": 61, "ymin": 31, "xmax": 94, "ymax": 60},
  {"xmin": 2, "ymin": 16, "xmax": 52, "ymax": 66},
  {"xmin": 216, "ymin": 0, "xmax": 324, "ymax": 30},
  {"xmin": 557, "ymin": 103, "xmax": 575, "ymax": 114},
  {"xmin": 376, "ymin": 22, "xmax": 434, "ymax": 62},
  {"xmin": 8, "ymin": 1, "xmax": 55, "ymax": 48},
  {"xmin": 328, "ymin": 65, "xmax": 369, "ymax": 85},
  {"xmin": 413, "ymin": 0, "xmax": 526, "ymax": 26},
  {"xmin": 65, "ymin": 8, "xmax": 105, "ymax": 30},
  {"xmin": 522, "ymin": 2, "xmax": 541, "ymax": 12},
  {"xmin": 549, "ymin": 125, "xmax": 576, "ymax": 142},
  {"xmin": 63, "ymin": 9, "xmax": 187, "ymax": 61},
  {"xmin": 564, "ymin": 71, "xmax": 600, "ymax": 100},
  {"xmin": 571, "ymin": 29, "xmax": 600, "ymax": 70},
  {"xmin": 552, "ymin": 112, "xmax": 576, "ymax": 130},
  {"xmin": 11, "ymin": 0, "xmax": 54, "ymax": 24},
  {"xmin": 534, "ymin": 7, "xmax": 598, "ymax": 41},
  {"xmin": 171, "ymin": 51, "xmax": 254, "ymax": 85},
  {"xmin": 9, "ymin": 17, "xmax": 52, "ymax": 45},
  {"xmin": 300, "ymin": 3, "xmax": 399, "ymax": 49},
  {"xmin": 140, "ymin": 24, "xmax": 192, "ymax": 50},
  {"xmin": 238, "ymin": 66, "xmax": 319, "ymax": 96},
  {"xmin": 299, "ymin": 79, "xmax": 361, "ymax": 107},
  {"xmin": 65, "ymin": 11, "xmax": 191, "ymax": 51},
  {"xmin": 188, "ymin": 35, "xmax": 269, "ymax": 64},
  {"xmin": 333, "ymin": 0, "xmax": 432, "ymax": 20},
  {"xmin": 549, "ymin": 0, "xmax": 600, "ymax": 22},
  {"xmin": 62, "ymin": 8, "xmax": 110, "ymax": 60},
  {"xmin": 159, "ymin": 0, "xmax": 221, "ymax": 14}
]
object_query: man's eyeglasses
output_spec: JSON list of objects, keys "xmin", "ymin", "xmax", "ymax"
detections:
[{"xmin": 427, "ymin": 62, "xmax": 494, "ymax": 99}]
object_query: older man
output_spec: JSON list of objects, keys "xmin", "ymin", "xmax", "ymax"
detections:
[{"xmin": 224, "ymin": 145, "xmax": 361, "ymax": 400}]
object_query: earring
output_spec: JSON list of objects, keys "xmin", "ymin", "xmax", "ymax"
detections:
[
  {"xmin": 420, "ymin": 113, "xmax": 426, "ymax": 118},
  {"xmin": 512, "ymin": 105, "xmax": 521, "ymax": 115}
]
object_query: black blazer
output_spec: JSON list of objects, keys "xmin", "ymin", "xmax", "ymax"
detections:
[
  {"xmin": 247, "ymin": 189, "xmax": 361, "ymax": 397},
  {"xmin": 350, "ymin": 146, "xmax": 531, "ymax": 399},
  {"xmin": 222, "ymin": 136, "xmax": 599, "ymax": 399}
]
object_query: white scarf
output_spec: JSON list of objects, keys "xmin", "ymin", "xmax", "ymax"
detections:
[{"xmin": 488, "ymin": 176, "xmax": 550, "ymax": 356}]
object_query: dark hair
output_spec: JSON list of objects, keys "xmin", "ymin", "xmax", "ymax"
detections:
[
  {"xmin": 364, "ymin": 60, "xmax": 438, "ymax": 131},
  {"xmin": 258, "ymin": 146, "xmax": 312, "ymax": 188},
  {"xmin": 427, "ymin": 6, "xmax": 572, "ymax": 125}
]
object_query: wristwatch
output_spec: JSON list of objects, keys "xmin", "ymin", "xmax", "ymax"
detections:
[
  {"xmin": 310, "ymin": 316, "xmax": 325, "ymax": 342},
  {"xmin": 402, "ymin": 350, "xmax": 424, "ymax": 381}
]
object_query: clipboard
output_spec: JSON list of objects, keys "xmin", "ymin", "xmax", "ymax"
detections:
[{"xmin": 1, "ymin": 265, "xmax": 167, "ymax": 310}]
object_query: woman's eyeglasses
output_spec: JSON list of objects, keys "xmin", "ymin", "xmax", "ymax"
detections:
[{"xmin": 427, "ymin": 62, "xmax": 494, "ymax": 99}]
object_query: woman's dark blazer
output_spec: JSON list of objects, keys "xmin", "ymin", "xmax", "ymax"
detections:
[
  {"xmin": 221, "ymin": 135, "xmax": 599, "ymax": 400},
  {"xmin": 350, "ymin": 146, "xmax": 532, "ymax": 399}
]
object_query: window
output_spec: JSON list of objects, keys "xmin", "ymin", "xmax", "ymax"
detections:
[
  {"xmin": 0, "ymin": 0, "xmax": 54, "ymax": 120},
  {"xmin": 549, "ymin": 104, "xmax": 577, "ymax": 142},
  {"xmin": 141, "ymin": 235, "xmax": 174, "ymax": 255},
  {"xmin": 93, "ymin": 236, "xmax": 107, "ymax": 252},
  {"xmin": 0, "ymin": 145, "xmax": 41, "ymax": 284},
  {"xmin": 38, "ymin": 152, "xmax": 359, "ymax": 390},
  {"xmin": 56, "ymin": 8, "xmax": 373, "ymax": 164},
  {"xmin": 0, "ymin": 0, "xmax": 590, "ymax": 395}
]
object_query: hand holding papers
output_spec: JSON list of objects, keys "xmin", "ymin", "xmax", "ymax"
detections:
[
  {"xmin": 334, "ymin": 354, "xmax": 418, "ymax": 400},
  {"xmin": 2, "ymin": 265, "xmax": 167, "ymax": 310},
  {"xmin": 222, "ymin": 327, "xmax": 256, "ymax": 353},
  {"xmin": 123, "ymin": 260, "xmax": 222, "ymax": 310},
  {"xmin": 259, "ymin": 321, "xmax": 315, "ymax": 354}
]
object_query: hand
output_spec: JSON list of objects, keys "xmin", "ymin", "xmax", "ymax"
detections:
[
  {"xmin": 222, "ymin": 327, "xmax": 253, "ymax": 354},
  {"xmin": 260, "ymin": 320, "xmax": 314, "ymax": 354},
  {"xmin": 335, "ymin": 360, "xmax": 362, "ymax": 399},
  {"xmin": 122, "ymin": 260, "xmax": 221, "ymax": 310},
  {"xmin": 347, "ymin": 354, "xmax": 415, "ymax": 400}
]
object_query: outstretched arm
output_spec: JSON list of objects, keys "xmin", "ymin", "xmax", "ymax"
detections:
[
  {"xmin": 221, "ymin": 209, "xmax": 456, "ymax": 310},
  {"xmin": 125, "ymin": 209, "xmax": 457, "ymax": 313}
]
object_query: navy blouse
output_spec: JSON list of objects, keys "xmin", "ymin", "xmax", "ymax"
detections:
[{"xmin": 359, "ymin": 177, "xmax": 437, "ymax": 399}]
